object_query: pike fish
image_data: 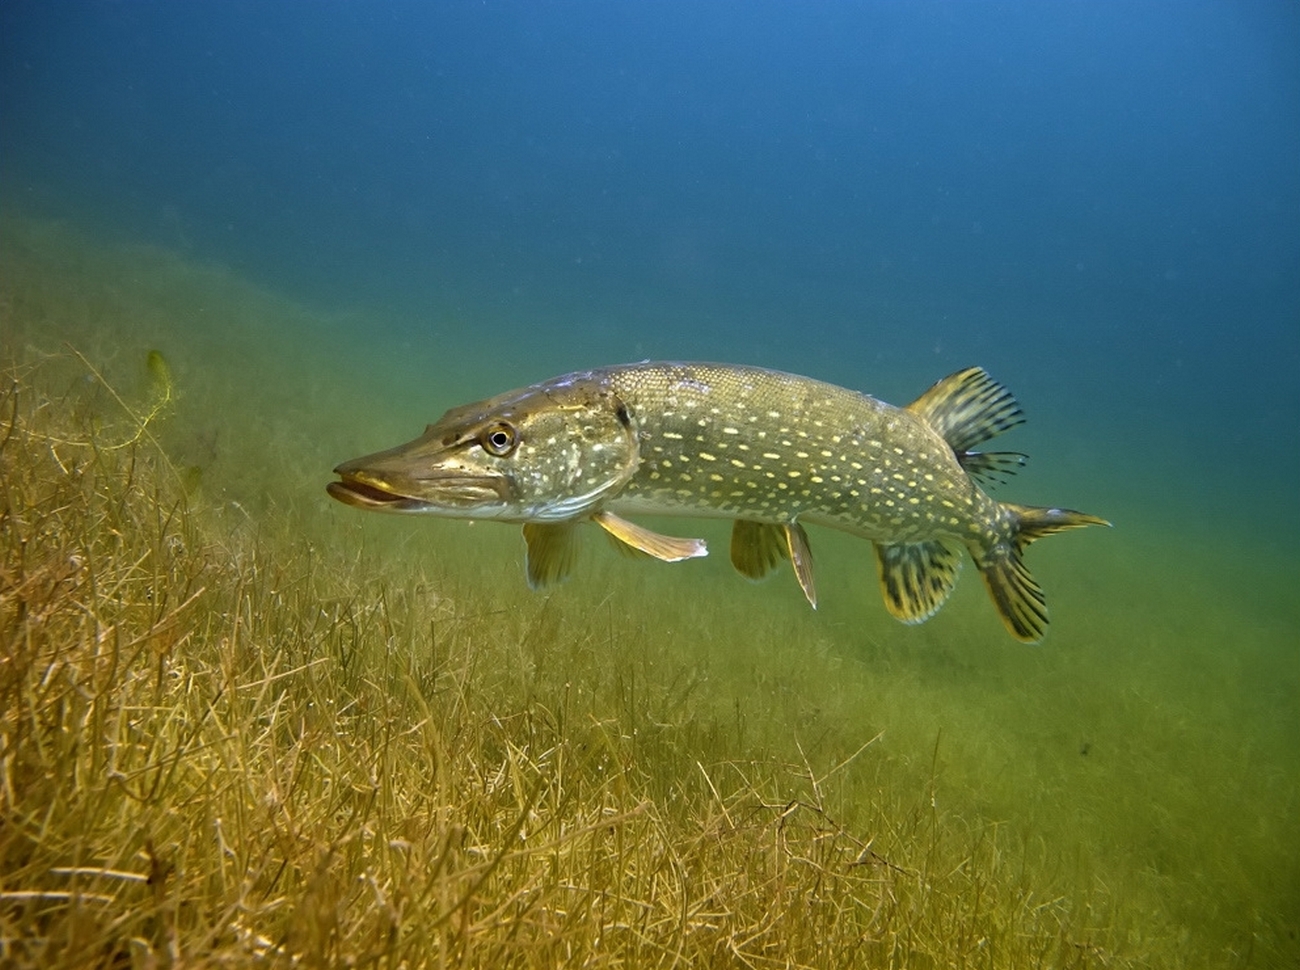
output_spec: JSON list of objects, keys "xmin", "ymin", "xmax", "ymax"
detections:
[{"xmin": 328, "ymin": 363, "xmax": 1108, "ymax": 641}]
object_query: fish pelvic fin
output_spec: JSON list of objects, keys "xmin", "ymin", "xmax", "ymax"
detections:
[
  {"xmin": 874, "ymin": 540, "xmax": 963, "ymax": 625},
  {"xmin": 730, "ymin": 520, "xmax": 818, "ymax": 609},
  {"xmin": 977, "ymin": 504, "xmax": 1111, "ymax": 642},
  {"xmin": 730, "ymin": 520, "xmax": 788, "ymax": 579},
  {"xmin": 785, "ymin": 522, "xmax": 817, "ymax": 609},
  {"xmin": 907, "ymin": 367, "xmax": 1028, "ymax": 486}
]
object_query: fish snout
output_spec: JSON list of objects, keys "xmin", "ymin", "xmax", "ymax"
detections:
[{"xmin": 329, "ymin": 443, "xmax": 511, "ymax": 514}]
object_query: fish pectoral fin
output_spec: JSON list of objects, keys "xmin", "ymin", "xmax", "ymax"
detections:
[
  {"xmin": 522, "ymin": 521, "xmax": 582, "ymax": 589},
  {"xmin": 784, "ymin": 522, "xmax": 817, "ymax": 610},
  {"xmin": 729, "ymin": 520, "xmax": 817, "ymax": 609},
  {"xmin": 874, "ymin": 540, "xmax": 963, "ymax": 625},
  {"xmin": 730, "ymin": 520, "xmax": 788, "ymax": 579},
  {"xmin": 593, "ymin": 511, "xmax": 707, "ymax": 562}
]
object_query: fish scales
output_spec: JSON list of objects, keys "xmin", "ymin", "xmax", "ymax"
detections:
[
  {"xmin": 328, "ymin": 361, "xmax": 1108, "ymax": 642},
  {"xmin": 604, "ymin": 363, "xmax": 993, "ymax": 545}
]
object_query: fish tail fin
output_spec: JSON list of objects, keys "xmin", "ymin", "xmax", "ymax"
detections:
[{"xmin": 977, "ymin": 503, "xmax": 1110, "ymax": 643}]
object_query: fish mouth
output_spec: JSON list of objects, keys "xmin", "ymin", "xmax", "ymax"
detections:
[{"xmin": 327, "ymin": 469, "xmax": 506, "ymax": 513}]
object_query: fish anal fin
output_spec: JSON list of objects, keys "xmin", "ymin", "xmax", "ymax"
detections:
[
  {"xmin": 593, "ymin": 511, "xmax": 707, "ymax": 562},
  {"xmin": 522, "ymin": 521, "xmax": 581, "ymax": 589},
  {"xmin": 874, "ymin": 540, "xmax": 964, "ymax": 625},
  {"xmin": 730, "ymin": 520, "xmax": 789, "ymax": 579},
  {"xmin": 907, "ymin": 366, "xmax": 1024, "ymax": 455},
  {"xmin": 784, "ymin": 522, "xmax": 817, "ymax": 610}
]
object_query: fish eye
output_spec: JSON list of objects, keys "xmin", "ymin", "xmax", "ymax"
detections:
[{"xmin": 479, "ymin": 422, "xmax": 519, "ymax": 456}]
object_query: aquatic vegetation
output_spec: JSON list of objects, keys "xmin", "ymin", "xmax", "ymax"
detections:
[
  {"xmin": 0, "ymin": 349, "xmax": 1105, "ymax": 968},
  {"xmin": 1, "ymin": 219, "xmax": 1295, "ymax": 968}
]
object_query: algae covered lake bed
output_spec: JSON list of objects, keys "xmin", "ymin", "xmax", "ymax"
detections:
[{"xmin": 2, "ymin": 219, "xmax": 1296, "ymax": 967}]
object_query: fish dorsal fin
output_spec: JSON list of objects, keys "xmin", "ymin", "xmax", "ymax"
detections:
[
  {"xmin": 873, "ymin": 540, "xmax": 964, "ymax": 625},
  {"xmin": 522, "ymin": 522, "xmax": 581, "ymax": 588},
  {"xmin": 907, "ymin": 367, "xmax": 1025, "ymax": 455},
  {"xmin": 593, "ymin": 511, "xmax": 708, "ymax": 562},
  {"xmin": 729, "ymin": 520, "xmax": 817, "ymax": 609},
  {"xmin": 958, "ymin": 450, "xmax": 1028, "ymax": 488}
]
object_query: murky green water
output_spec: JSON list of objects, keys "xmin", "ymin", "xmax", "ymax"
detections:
[{"xmin": 5, "ymin": 218, "xmax": 1295, "ymax": 965}]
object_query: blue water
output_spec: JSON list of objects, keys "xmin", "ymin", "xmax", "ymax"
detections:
[
  {"xmin": 3, "ymin": 1, "xmax": 1298, "ymax": 960},
  {"xmin": 4, "ymin": 2, "xmax": 1297, "ymax": 520}
]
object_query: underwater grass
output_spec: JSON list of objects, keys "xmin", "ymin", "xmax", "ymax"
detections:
[
  {"xmin": 0, "ymin": 350, "xmax": 1113, "ymax": 969},
  {"xmin": 1, "ymin": 217, "xmax": 1296, "ymax": 968}
]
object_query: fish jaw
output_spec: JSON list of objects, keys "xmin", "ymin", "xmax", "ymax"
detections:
[
  {"xmin": 328, "ymin": 373, "xmax": 642, "ymax": 522},
  {"xmin": 329, "ymin": 430, "xmax": 512, "ymax": 517}
]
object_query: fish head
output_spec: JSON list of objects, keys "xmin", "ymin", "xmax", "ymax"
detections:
[{"xmin": 328, "ymin": 373, "xmax": 640, "ymax": 521}]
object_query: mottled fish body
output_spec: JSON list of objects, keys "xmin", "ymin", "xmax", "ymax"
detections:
[{"xmin": 329, "ymin": 362, "xmax": 1108, "ymax": 641}]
